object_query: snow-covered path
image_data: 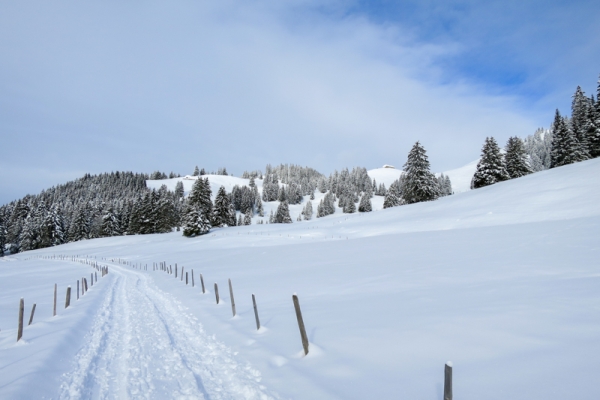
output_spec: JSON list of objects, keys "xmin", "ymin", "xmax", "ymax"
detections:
[{"xmin": 59, "ymin": 264, "xmax": 275, "ymax": 400}]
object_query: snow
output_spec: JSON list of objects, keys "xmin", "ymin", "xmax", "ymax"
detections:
[
  {"xmin": 441, "ymin": 159, "xmax": 479, "ymax": 193},
  {"xmin": 367, "ymin": 167, "xmax": 403, "ymax": 188},
  {"xmin": 2, "ymin": 158, "xmax": 600, "ymax": 399}
]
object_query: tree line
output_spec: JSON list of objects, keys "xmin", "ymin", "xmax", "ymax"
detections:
[{"xmin": 471, "ymin": 74, "xmax": 600, "ymax": 189}]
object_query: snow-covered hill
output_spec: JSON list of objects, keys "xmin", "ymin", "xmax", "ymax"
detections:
[{"xmin": 1, "ymin": 158, "xmax": 599, "ymax": 399}]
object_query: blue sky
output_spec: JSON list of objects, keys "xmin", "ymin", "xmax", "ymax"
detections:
[{"xmin": 1, "ymin": 0, "xmax": 598, "ymax": 205}]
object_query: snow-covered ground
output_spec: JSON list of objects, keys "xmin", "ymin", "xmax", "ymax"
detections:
[{"xmin": 2, "ymin": 158, "xmax": 600, "ymax": 399}]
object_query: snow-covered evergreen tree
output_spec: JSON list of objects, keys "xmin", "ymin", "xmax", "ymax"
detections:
[
  {"xmin": 588, "ymin": 76, "xmax": 600, "ymax": 158},
  {"xmin": 471, "ymin": 137, "xmax": 510, "ymax": 189},
  {"xmin": 402, "ymin": 142, "xmax": 440, "ymax": 203},
  {"xmin": 213, "ymin": 186, "xmax": 231, "ymax": 227},
  {"xmin": 101, "ymin": 206, "xmax": 121, "ymax": 237},
  {"xmin": 193, "ymin": 166, "xmax": 200, "ymax": 176},
  {"xmin": 174, "ymin": 181, "xmax": 184, "ymax": 199},
  {"xmin": 383, "ymin": 190, "xmax": 399, "ymax": 209},
  {"xmin": 188, "ymin": 177, "xmax": 212, "ymax": 227},
  {"xmin": 182, "ymin": 205, "xmax": 210, "ymax": 237},
  {"xmin": 302, "ymin": 200, "xmax": 313, "ymax": 220},
  {"xmin": 524, "ymin": 128, "xmax": 553, "ymax": 171},
  {"xmin": 243, "ymin": 212, "xmax": 252, "ymax": 225},
  {"xmin": 551, "ymin": 109, "xmax": 589, "ymax": 168},
  {"xmin": 358, "ymin": 194, "xmax": 372, "ymax": 212},
  {"xmin": 571, "ymin": 86, "xmax": 591, "ymax": 155},
  {"xmin": 505, "ymin": 136, "xmax": 533, "ymax": 179},
  {"xmin": 343, "ymin": 197, "xmax": 356, "ymax": 213},
  {"xmin": 274, "ymin": 201, "xmax": 292, "ymax": 223},
  {"xmin": 255, "ymin": 193, "xmax": 264, "ymax": 217},
  {"xmin": 228, "ymin": 204, "xmax": 237, "ymax": 226},
  {"xmin": 68, "ymin": 205, "xmax": 89, "ymax": 242}
]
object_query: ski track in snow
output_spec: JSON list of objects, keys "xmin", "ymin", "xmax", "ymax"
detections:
[{"xmin": 59, "ymin": 263, "xmax": 276, "ymax": 400}]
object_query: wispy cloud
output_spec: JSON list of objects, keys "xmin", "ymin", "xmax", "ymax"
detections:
[{"xmin": 0, "ymin": 0, "xmax": 596, "ymax": 204}]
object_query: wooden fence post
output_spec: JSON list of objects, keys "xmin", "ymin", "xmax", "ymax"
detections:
[
  {"xmin": 444, "ymin": 362, "xmax": 453, "ymax": 400},
  {"xmin": 214, "ymin": 283, "xmax": 220, "ymax": 304},
  {"xmin": 252, "ymin": 294, "xmax": 260, "ymax": 330},
  {"xmin": 228, "ymin": 279, "xmax": 236, "ymax": 316},
  {"xmin": 65, "ymin": 286, "xmax": 71, "ymax": 308},
  {"xmin": 17, "ymin": 298, "xmax": 24, "ymax": 342},
  {"xmin": 28, "ymin": 303, "xmax": 36, "ymax": 326},
  {"xmin": 191, "ymin": 270, "xmax": 195, "ymax": 287},
  {"xmin": 90, "ymin": 272, "xmax": 93, "ymax": 286},
  {"xmin": 175, "ymin": 264, "xmax": 178, "ymax": 278},
  {"xmin": 181, "ymin": 267, "xmax": 184, "ymax": 281},
  {"xmin": 200, "ymin": 274, "xmax": 206, "ymax": 294},
  {"xmin": 292, "ymin": 294, "xmax": 309, "ymax": 356},
  {"xmin": 95, "ymin": 271, "xmax": 97, "ymax": 282},
  {"xmin": 186, "ymin": 272, "xmax": 189, "ymax": 285},
  {"xmin": 53, "ymin": 284, "xmax": 57, "ymax": 317}
]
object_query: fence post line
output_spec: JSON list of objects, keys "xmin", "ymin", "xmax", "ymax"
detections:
[
  {"xmin": 214, "ymin": 283, "xmax": 220, "ymax": 304},
  {"xmin": 200, "ymin": 274, "xmax": 206, "ymax": 294},
  {"xmin": 65, "ymin": 286, "xmax": 71, "ymax": 308},
  {"xmin": 28, "ymin": 303, "xmax": 37, "ymax": 326},
  {"xmin": 292, "ymin": 294, "xmax": 309, "ymax": 356},
  {"xmin": 228, "ymin": 279, "xmax": 236, "ymax": 316},
  {"xmin": 252, "ymin": 294, "xmax": 260, "ymax": 330},
  {"xmin": 444, "ymin": 362, "xmax": 453, "ymax": 400},
  {"xmin": 53, "ymin": 284, "xmax": 57, "ymax": 317}
]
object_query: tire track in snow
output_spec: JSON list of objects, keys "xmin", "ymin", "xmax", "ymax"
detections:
[{"xmin": 60, "ymin": 265, "xmax": 276, "ymax": 399}]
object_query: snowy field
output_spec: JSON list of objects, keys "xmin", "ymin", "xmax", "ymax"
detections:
[{"xmin": 1, "ymin": 158, "xmax": 599, "ymax": 399}]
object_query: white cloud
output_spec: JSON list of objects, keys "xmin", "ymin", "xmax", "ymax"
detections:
[{"xmin": 0, "ymin": 1, "xmax": 546, "ymax": 203}]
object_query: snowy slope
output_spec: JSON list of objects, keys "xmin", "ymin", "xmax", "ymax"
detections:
[
  {"xmin": 1, "ymin": 158, "xmax": 600, "ymax": 399},
  {"xmin": 367, "ymin": 167, "xmax": 403, "ymax": 188},
  {"xmin": 442, "ymin": 159, "xmax": 478, "ymax": 193}
]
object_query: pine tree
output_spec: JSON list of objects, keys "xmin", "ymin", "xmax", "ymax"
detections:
[
  {"xmin": 383, "ymin": 190, "xmax": 399, "ymax": 209},
  {"xmin": 68, "ymin": 205, "xmax": 89, "ymax": 242},
  {"xmin": 188, "ymin": 177, "xmax": 212, "ymax": 228},
  {"xmin": 243, "ymin": 212, "xmax": 252, "ymax": 225},
  {"xmin": 588, "ymin": 76, "xmax": 600, "ymax": 158},
  {"xmin": 213, "ymin": 186, "xmax": 231, "ymax": 227},
  {"xmin": 358, "ymin": 194, "xmax": 372, "ymax": 212},
  {"xmin": 101, "ymin": 206, "xmax": 121, "ymax": 237},
  {"xmin": 551, "ymin": 109, "xmax": 588, "ymax": 168},
  {"xmin": 182, "ymin": 205, "xmax": 210, "ymax": 237},
  {"xmin": 571, "ymin": 86, "xmax": 591, "ymax": 155},
  {"xmin": 524, "ymin": 128, "xmax": 553, "ymax": 171},
  {"xmin": 237, "ymin": 214, "xmax": 243, "ymax": 226},
  {"xmin": 343, "ymin": 196, "xmax": 356, "ymax": 213},
  {"xmin": 302, "ymin": 200, "xmax": 313, "ymax": 220},
  {"xmin": 0, "ymin": 216, "xmax": 6, "ymax": 256},
  {"xmin": 471, "ymin": 137, "xmax": 510, "ymax": 189},
  {"xmin": 504, "ymin": 137, "xmax": 532, "ymax": 179},
  {"xmin": 228, "ymin": 204, "xmax": 237, "ymax": 226},
  {"xmin": 174, "ymin": 181, "xmax": 184, "ymax": 199},
  {"xmin": 402, "ymin": 142, "xmax": 440, "ymax": 202},
  {"xmin": 193, "ymin": 166, "xmax": 200, "ymax": 176},
  {"xmin": 269, "ymin": 209, "xmax": 275, "ymax": 223},
  {"xmin": 274, "ymin": 201, "xmax": 292, "ymax": 223}
]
